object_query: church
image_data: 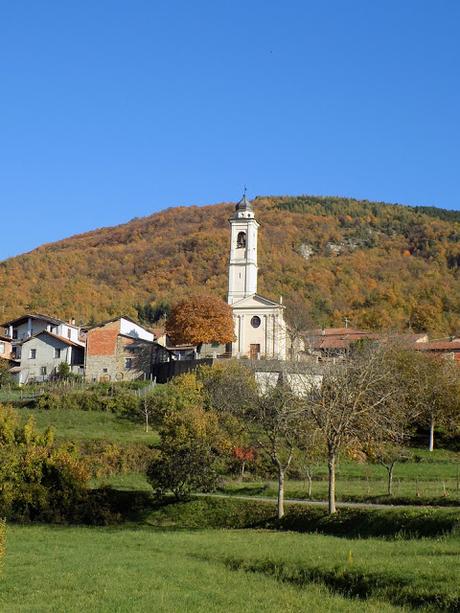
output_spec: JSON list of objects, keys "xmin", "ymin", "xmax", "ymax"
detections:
[{"xmin": 227, "ymin": 194, "xmax": 287, "ymax": 360}]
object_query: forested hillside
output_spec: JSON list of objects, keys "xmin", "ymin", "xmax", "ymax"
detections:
[{"xmin": 2, "ymin": 195, "xmax": 460, "ymax": 335}]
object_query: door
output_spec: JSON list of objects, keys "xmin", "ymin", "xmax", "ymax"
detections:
[{"xmin": 250, "ymin": 344, "xmax": 260, "ymax": 360}]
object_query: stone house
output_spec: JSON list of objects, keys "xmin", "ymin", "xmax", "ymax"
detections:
[
  {"xmin": 85, "ymin": 316, "xmax": 164, "ymax": 382},
  {"xmin": 19, "ymin": 331, "xmax": 85, "ymax": 383}
]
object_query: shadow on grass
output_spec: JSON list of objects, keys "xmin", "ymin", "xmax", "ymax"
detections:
[{"xmin": 202, "ymin": 555, "xmax": 460, "ymax": 612}]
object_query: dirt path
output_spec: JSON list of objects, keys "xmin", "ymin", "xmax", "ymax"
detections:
[{"xmin": 195, "ymin": 492, "xmax": 458, "ymax": 510}]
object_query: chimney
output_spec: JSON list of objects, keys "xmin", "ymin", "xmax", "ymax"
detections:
[{"xmin": 279, "ymin": 295, "xmax": 283, "ymax": 305}]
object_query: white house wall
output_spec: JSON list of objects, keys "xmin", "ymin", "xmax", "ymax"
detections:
[
  {"xmin": 255, "ymin": 371, "xmax": 323, "ymax": 397},
  {"xmin": 120, "ymin": 318, "xmax": 154, "ymax": 342}
]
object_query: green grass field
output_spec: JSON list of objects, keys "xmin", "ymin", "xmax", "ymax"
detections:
[
  {"xmin": 8, "ymin": 405, "xmax": 460, "ymax": 503},
  {"xmin": 219, "ymin": 475, "xmax": 460, "ymax": 504},
  {"xmin": 3, "ymin": 523, "xmax": 459, "ymax": 612},
  {"xmin": 93, "ymin": 450, "xmax": 460, "ymax": 504},
  {"xmin": 11, "ymin": 407, "xmax": 159, "ymax": 445}
]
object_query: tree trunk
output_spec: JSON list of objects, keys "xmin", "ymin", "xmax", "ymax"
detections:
[
  {"xmin": 327, "ymin": 451, "xmax": 337, "ymax": 514},
  {"xmin": 277, "ymin": 468, "xmax": 285, "ymax": 520},
  {"xmin": 306, "ymin": 471, "xmax": 313, "ymax": 498},
  {"xmin": 144, "ymin": 403, "xmax": 149, "ymax": 433},
  {"xmin": 387, "ymin": 463, "xmax": 395, "ymax": 496},
  {"xmin": 429, "ymin": 417, "xmax": 435, "ymax": 452},
  {"xmin": 240, "ymin": 461, "xmax": 246, "ymax": 481}
]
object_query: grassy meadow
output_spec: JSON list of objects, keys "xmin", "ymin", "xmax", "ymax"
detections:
[
  {"xmin": 2, "ymin": 522, "xmax": 460, "ymax": 612},
  {"xmin": 8, "ymin": 402, "xmax": 460, "ymax": 504},
  {"xmin": 2, "ymin": 395, "xmax": 460, "ymax": 612},
  {"xmin": 93, "ymin": 447, "xmax": 460, "ymax": 505},
  {"xmin": 11, "ymin": 407, "xmax": 159, "ymax": 445}
]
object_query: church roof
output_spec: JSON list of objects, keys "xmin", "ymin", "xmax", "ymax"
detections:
[
  {"xmin": 235, "ymin": 193, "xmax": 253, "ymax": 213},
  {"xmin": 231, "ymin": 293, "xmax": 284, "ymax": 309}
]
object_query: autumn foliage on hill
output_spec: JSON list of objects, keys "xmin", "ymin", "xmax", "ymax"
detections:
[
  {"xmin": 167, "ymin": 295, "xmax": 235, "ymax": 346},
  {"xmin": 1, "ymin": 195, "xmax": 460, "ymax": 335}
]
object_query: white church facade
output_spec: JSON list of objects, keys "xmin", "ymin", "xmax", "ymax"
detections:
[{"xmin": 227, "ymin": 194, "xmax": 287, "ymax": 360}]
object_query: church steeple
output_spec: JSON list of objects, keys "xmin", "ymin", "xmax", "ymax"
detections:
[
  {"xmin": 234, "ymin": 190, "xmax": 253, "ymax": 215},
  {"xmin": 227, "ymin": 192, "xmax": 259, "ymax": 304}
]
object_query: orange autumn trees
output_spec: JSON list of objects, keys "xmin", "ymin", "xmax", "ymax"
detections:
[
  {"xmin": 167, "ymin": 295, "xmax": 235, "ymax": 349},
  {"xmin": 2, "ymin": 194, "xmax": 460, "ymax": 336}
]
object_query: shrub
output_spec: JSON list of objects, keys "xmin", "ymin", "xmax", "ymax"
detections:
[
  {"xmin": 79, "ymin": 440, "xmax": 155, "ymax": 478},
  {"xmin": 0, "ymin": 405, "xmax": 90, "ymax": 522},
  {"xmin": 36, "ymin": 387, "xmax": 139, "ymax": 414}
]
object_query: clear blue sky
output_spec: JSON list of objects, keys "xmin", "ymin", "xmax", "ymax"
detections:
[{"xmin": 1, "ymin": 0, "xmax": 459, "ymax": 260}]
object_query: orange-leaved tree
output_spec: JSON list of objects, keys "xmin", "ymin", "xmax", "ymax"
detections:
[{"xmin": 167, "ymin": 295, "xmax": 235, "ymax": 350}]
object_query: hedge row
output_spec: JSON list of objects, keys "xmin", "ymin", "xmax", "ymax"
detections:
[{"xmin": 143, "ymin": 496, "xmax": 460, "ymax": 538}]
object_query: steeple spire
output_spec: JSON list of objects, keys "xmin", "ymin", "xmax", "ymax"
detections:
[{"xmin": 234, "ymin": 189, "xmax": 254, "ymax": 216}]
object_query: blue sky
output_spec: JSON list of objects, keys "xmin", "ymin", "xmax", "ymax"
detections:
[{"xmin": 1, "ymin": 1, "xmax": 459, "ymax": 260}]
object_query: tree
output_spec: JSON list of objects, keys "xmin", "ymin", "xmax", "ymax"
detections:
[
  {"xmin": 199, "ymin": 361, "xmax": 256, "ymax": 414},
  {"xmin": 167, "ymin": 295, "xmax": 235, "ymax": 350},
  {"xmin": 295, "ymin": 427, "xmax": 323, "ymax": 499},
  {"xmin": 297, "ymin": 343, "xmax": 406, "ymax": 514},
  {"xmin": 366, "ymin": 443, "xmax": 410, "ymax": 497},
  {"xmin": 201, "ymin": 361, "xmax": 302, "ymax": 519},
  {"xmin": 249, "ymin": 381, "xmax": 302, "ymax": 519},
  {"xmin": 146, "ymin": 404, "xmax": 227, "ymax": 500},
  {"xmin": 232, "ymin": 446, "xmax": 255, "ymax": 480},
  {"xmin": 144, "ymin": 372, "xmax": 230, "ymax": 500},
  {"xmin": 284, "ymin": 298, "xmax": 315, "ymax": 360},
  {"xmin": 132, "ymin": 381, "xmax": 158, "ymax": 433},
  {"xmin": 401, "ymin": 352, "xmax": 460, "ymax": 452}
]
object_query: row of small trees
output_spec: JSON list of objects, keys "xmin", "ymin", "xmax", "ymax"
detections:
[{"xmin": 144, "ymin": 342, "xmax": 460, "ymax": 518}]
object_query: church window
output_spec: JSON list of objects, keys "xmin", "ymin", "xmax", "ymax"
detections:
[
  {"xmin": 251, "ymin": 316, "xmax": 261, "ymax": 329},
  {"xmin": 237, "ymin": 231, "xmax": 246, "ymax": 248}
]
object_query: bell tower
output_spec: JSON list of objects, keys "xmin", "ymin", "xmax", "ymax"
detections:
[{"xmin": 227, "ymin": 192, "xmax": 259, "ymax": 305}]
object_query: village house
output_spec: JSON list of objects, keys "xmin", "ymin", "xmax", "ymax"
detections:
[
  {"xmin": 300, "ymin": 328, "xmax": 429, "ymax": 361},
  {"xmin": 1, "ymin": 313, "xmax": 85, "ymax": 383},
  {"xmin": 2, "ymin": 313, "xmax": 81, "ymax": 360},
  {"xmin": 413, "ymin": 338, "xmax": 460, "ymax": 361},
  {"xmin": 18, "ymin": 331, "xmax": 85, "ymax": 384},
  {"xmin": 85, "ymin": 316, "xmax": 167, "ymax": 382}
]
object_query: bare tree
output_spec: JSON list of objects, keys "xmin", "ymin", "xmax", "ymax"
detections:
[
  {"xmin": 367, "ymin": 443, "xmax": 410, "ymax": 497},
  {"xmin": 246, "ymin": 380, "xmax": 302, "ymax": 519},
  {"xmin": 284, "ymin": 299, "xmax": 315, "ymax": 361},
  {"xmin": 137, "ymin": 380, "xmax": 157, "ymax": 432},
  {"xmin": 297, "ymin": 342, "xmax": 406, "ymax": 514},
  {"xmin": 295, "ymin": 427, "xmax": 323, "ymax": 499},
  {"xmin": 202, "ymin": 361, "xmax": 302, "ymax": 519}
]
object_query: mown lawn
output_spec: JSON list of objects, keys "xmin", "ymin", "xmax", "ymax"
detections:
[
  {"xmin": 12, "ymin": 407, "xmax": 159, "ymax": 445},
  {"xmin": 3, "ymin": 524, "xmax": 459, "ymax": 612}
]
